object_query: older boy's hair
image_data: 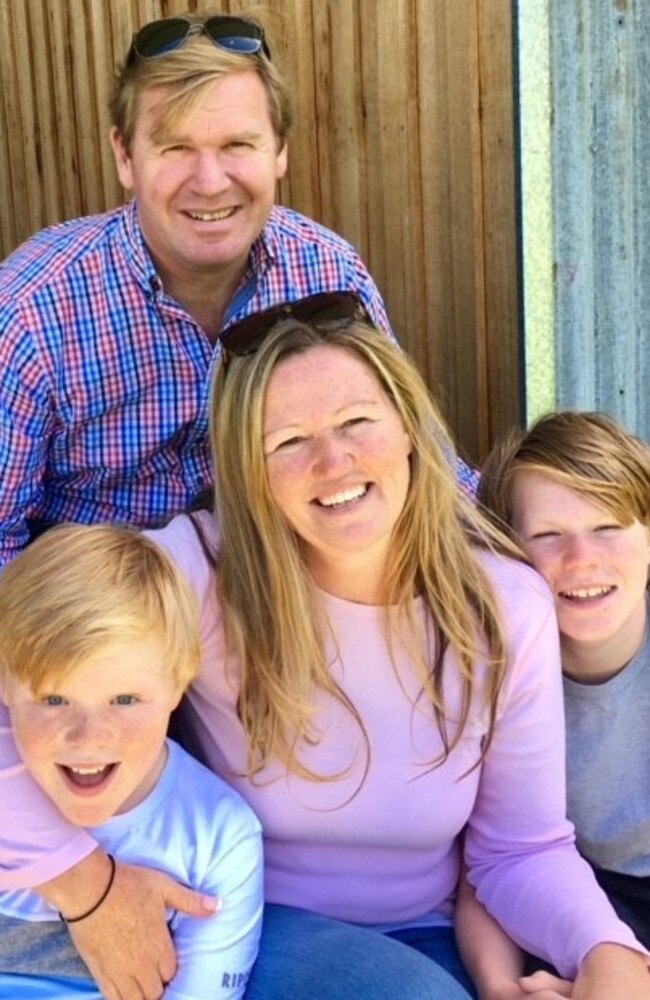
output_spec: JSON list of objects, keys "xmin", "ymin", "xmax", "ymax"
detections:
[
  {"xmin": 110, "ymin": 16, "xmax": 293, "ymax": 153},
  {"xmin": 479, "ymin": 410, "xmax": 650, "ymax": 533},
  {"xmin": 0, "ymin": 524, "xmax": 199, "ymax": 693}
]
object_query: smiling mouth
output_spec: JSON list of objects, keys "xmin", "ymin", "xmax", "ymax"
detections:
[
  {"xmin": 185, "ymin": 207, "xmax": 237, "ymax": 222},
  {"xmin": 315, "ymin": 484, "xmax": 369, "ymax": 508},
  {"xmin": 558, "ymin": 585, "xmax": 616, "ymax": 602},
  {"xmin": 60, "ymin": 763, "xmax": 117, "ymax": 788}
]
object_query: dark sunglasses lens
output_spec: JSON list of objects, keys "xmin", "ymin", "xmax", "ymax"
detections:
[
  {"xmin": 221, "ymin": 313, "xmax": 280, "ymax": 357},
  {"xmin": 221, "ymin": 293, "xmax": 365, "ymax": 359},
  {"xmin": 133, "ymin": 19, "xmax": 190, "ymax": 59},
  {"xmin": 299, "ymin": 292, "xmax": 362, "ymax": 323},
  {"xmin": 206, "ymin": 18, "xmax": 264, "ymax": 54}
]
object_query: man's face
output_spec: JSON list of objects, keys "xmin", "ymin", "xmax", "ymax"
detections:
[{"xmin": 111, "ymin": 70, "xmax": 287, "ymax": 289}]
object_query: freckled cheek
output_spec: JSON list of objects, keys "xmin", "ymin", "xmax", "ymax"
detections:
[
  {"xmin": 523, "ymin": 546, "xmax": 556, "ymax": 586},
  {"xmin": 266, "ymin": 457, "xmax": 311, "ymax": 510},
  {"xmin": 13, "ymin": 719, "xmax": 60, "ymax": 767},
  {"xmin": 141, "ymin": 165, "xmax": 190, "ymax": 200}
]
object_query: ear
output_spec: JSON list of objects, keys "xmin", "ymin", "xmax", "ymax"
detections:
[
  {"xmin": 110, "ymin": 127, "xmax": 135, "ymax": 191},
  {"xmin": 275, "ymin": 143, "xmax": 288, "ymax": 180},
  {"xmin": 170, "ymin": 686, "xmax": 185, "ymax": 712}
]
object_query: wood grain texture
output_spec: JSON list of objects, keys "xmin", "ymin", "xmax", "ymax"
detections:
[{"xmin": 0, "ymin": 0, "xmax": 520, "ymax": 461}]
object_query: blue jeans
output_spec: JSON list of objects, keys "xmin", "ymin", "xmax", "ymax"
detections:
[
  {"xmin": 0, "ymin": 974, "xmax": 99, "ymax": 998},
  {"xmin": 245, "ymin": 904, "xmax": 477, "ymax": 999}
]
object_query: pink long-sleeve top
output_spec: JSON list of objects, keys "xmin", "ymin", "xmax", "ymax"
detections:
[{"xmin": 0, "ymin": 513, "xmax": 643, "ymax": 977}]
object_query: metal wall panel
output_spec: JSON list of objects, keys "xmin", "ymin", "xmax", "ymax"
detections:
[{"xmin": 551, "ymin": 0, "xmax": 650, "ymax": 439}]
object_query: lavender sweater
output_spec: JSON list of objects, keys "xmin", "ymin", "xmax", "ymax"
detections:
[{"xmin": 0, "ymin": 513, "xmax": 643, "ymax": 977}]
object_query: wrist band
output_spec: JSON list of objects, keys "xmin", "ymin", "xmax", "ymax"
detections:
[{"xmin": 59, "ymin": 854, "xmax": 117, "ymax": 924}]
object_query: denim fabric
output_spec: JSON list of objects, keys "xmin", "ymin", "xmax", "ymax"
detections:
[
  {"xmin": 0, "ymin": 974, "xmax": 99, "ymax": 998},
  {"xmin": 245, "ymin": 904, "xmax": 476, "ymax": 999}
]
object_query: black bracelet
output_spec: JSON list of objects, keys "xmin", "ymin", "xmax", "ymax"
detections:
[{"xmin": 58, "ymin": 854, "xmax": 117, "ymax": 924}]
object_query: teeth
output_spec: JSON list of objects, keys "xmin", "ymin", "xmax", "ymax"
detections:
[
  {"xmin": 319, "ymin": 485, "xmax": 367, "ymax": 507},
  {"xmin": 69, "ymin": 765, "xmax": 108, "ymax": 775},
  {"xmin": 188, "ymin": 208, "xmax": 233, "ymax": 222},
  {"xmin": 560, "ymin": 585, "xmax": 613, "ymax": 600}
]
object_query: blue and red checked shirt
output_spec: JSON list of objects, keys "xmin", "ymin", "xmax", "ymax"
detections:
[{"xmin": 0, "ymin": 200, "xmax": 477, "ymax": 566}]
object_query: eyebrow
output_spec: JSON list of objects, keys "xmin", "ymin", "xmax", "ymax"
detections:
[
  {"xmin": 150, "ymin": 126, "xmax": 264, "ymax": 147},
  {"xmin": 263, "ymin": 399, "xmax": 381, "ymax": 442}
]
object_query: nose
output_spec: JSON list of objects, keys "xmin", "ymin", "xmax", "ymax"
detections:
[
  {"xmin": 65, "ymin": 708, "xmax": 112, "ymax": 747},
  {"xmin": 561, "ymin": 533, "xmax": 599, "ymax": 570},
  {"xmin": 312, "ymin": 431, "xmax": 355, "ymax": 475},
  {"xmin": 191, "ymin": 151, "xmax": 230, "ymax": 196}
]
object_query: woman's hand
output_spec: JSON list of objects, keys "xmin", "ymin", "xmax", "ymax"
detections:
[
  {"xmin": 572, "ymin": 944, "xmax": 650, "ymax": 1000},
  {"xmin": 479, "ymin": 972, "xmax": 572, "ymax": 1000},
  {"xmin": 518, "ymin": 970, "xmax": 573, "ymax": 997},
  {"xmin": 40, "ymin": 849, "xmax": 220, "ymax": 1000}
]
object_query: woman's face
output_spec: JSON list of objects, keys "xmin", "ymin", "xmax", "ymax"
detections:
[
  {"xmin": 511, "ymin": 469, "xmax": 650, "ymax": 677},
  {"xmin": 263, "ymin": 345, "xmax": 412, "ymax": 594}
]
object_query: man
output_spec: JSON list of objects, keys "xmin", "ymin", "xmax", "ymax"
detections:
[{"xmin": 0, "ymin": 13, "xmax": 395, "ymax": 567}]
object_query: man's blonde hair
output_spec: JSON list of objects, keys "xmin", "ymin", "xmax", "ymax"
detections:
[
  {"xmin": 210, "ymin": 320, "xmax": 522, "ymax": 785},
  {"xmin": 479, "ymin": 410, "xmax": 650, "ymax": 533},
  {"xmin": 110, "ymin": 16, "xmax": 292, "ymax": 153},
  {"xmin": 0, "ymin": 524, "xmax": 200, "ymax": 693}
]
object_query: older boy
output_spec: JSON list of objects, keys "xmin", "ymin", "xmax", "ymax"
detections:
[{"xmin": 457, "ymin": 411, "xmax": 650, "ymax": 999}]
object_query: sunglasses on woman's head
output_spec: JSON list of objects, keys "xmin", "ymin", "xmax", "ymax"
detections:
[
  {"xmin": 126, "ymin": 16, "xmax": 271, "ymax": 68},
  {"xmin": 219, "ymin": 291, "xmax": 372, "ymax": 366}
]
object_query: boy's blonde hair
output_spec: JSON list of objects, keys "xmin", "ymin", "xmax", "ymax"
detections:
[
  {"xmin": 0, "ymin": 524, "xmax": 200, "ymax": 693},
  {"xmin": 479, "ymin": 410, "xmax": 650, "ymax": 533},
  {"xmin": 110, "ymin": 16, "xmax": 292, "ymax": 153}
]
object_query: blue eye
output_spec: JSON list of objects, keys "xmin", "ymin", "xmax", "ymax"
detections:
[
  {"xmin": 41, "ymin": 694, "xmax": 66, "ymax": 707},
  {"xmin": 113, "ymin": 694, "xmax": 139, "ymax": 706}
]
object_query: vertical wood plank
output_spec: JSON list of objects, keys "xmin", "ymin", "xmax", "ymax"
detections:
[
  {"xmin": 477, "ymin": 0, "xmax": 522, "ymax": 450},
  {"xmin": 0, "ymin": 0, "xmax": 19, "ymax": 251}
]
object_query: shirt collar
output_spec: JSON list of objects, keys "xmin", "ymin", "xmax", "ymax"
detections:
[{"xmin": 119, "ymin": 201, "xmax": 163, "ymax": 296}]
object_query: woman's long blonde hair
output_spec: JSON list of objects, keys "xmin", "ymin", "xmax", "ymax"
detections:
[{"xmin": 211, "ymin": 321, "xmax": 522, "ymax": 783}]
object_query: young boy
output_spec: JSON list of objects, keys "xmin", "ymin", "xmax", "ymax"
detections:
[
  {"xmin": 0, "ymin": 524, "xmax": 263, "ymax": 1000},
  {"xmin": 457, "ymin": 410, "xmax": 650, "ymax": 997}
]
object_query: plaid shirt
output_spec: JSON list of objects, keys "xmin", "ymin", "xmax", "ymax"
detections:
[{"xmin": 0, "ymin": 201, "xmax": 477, "ymax": 566}]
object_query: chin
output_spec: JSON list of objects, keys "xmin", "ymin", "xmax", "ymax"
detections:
[{"xmin": 60, "ymin": 803, "xmax": 114, "ymax": 827}]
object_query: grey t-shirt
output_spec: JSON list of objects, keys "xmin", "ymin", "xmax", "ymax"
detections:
[{"xmin": 564, "ymin": 606, "xmax": 650, "ymax": 876}]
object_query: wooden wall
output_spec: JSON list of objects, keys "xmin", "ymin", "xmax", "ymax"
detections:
[{"xmin": 0, "ymin": 0, "xmax": 520, "ymax": 463}]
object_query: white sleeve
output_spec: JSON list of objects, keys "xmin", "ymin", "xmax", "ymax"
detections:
[{"xmin": 164, "ymin": 824, "xmax": 264, "ymax": 1000}]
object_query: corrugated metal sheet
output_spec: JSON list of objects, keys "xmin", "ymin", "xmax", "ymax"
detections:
[{"xmin": 551, "ymin": 0, "xmax": 650, "ymax": 438}]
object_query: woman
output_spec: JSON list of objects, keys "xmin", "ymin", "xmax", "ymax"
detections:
[
  {"xmin": 456, "ymin": 411, "xmax": 650, "ymax": 999},
  {"xmin": 0, "ymin": 299, "xmax": 647, "ymax": 999}
]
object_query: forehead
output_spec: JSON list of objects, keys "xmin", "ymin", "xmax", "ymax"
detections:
[
  {"xmin": 263, "ymin": 345, "xmax": 389, "ymax": 418},
  {"xmin": 135, "ymin": 70, "xmax": 274, "ymax": 139},
  {"xmin": 510, "ymin": 469, "xmax": 617, "ymax": 526},
  {"xmin": 46, "ymin": 639, "xmax": 170, "ymax": 695}
]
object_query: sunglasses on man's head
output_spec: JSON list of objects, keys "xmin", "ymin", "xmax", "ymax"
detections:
[
  {"xmin": 126, "ymin": 15, "xmax": 271, "ymax": 68},
  {"xmin": 219, "ymin": 291, "xmax": 372, "ymax": 366}
]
